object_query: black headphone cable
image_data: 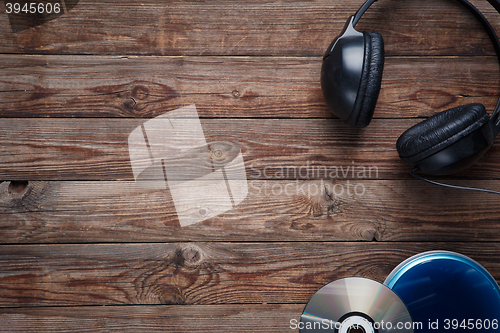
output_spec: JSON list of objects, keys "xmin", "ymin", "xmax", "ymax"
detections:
[{"xmin": 410, "ymin": 168, "xmax": 500, "ymax": 196}]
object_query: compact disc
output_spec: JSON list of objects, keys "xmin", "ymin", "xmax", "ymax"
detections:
[
  {"xmin": 300, "ymin": 277, "xmax": 414, "ymax": 332},
  {"xmin": 384, "ymin": 251, "xmax": 500, "ymax": 332}
]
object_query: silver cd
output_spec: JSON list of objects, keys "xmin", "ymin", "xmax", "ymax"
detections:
[{"xmin": 300, "ymin": 277, "xmax": 414, "ymax": 333}]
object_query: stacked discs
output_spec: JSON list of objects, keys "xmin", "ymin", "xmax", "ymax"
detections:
[
  {"xmin": 300, "ymin": 252, "xmax": 500, "ymax": 332},
  {"xmin": 384, "ymin": 251, "xmax": 500, "ymax": 332},
  {"xmin": 300, "ymin": 277, "xmax": 414, "ymax": 332}
]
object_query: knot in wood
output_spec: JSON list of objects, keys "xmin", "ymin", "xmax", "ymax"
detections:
[
  {"xmin": 212, "ymin": 149, "xmax": 223, "ymax": 159},
  {"xmin": 177, "ymin": 244, "xmax": 204, "ymax": 268},
  {"xmin": 7, "ymin": 181, "xmax": 29, "ymax": 196},
  {"xmin": 198, "ymin": 207, "xmax": 208, "ymax": 216},
  {"xmin": 123, "ymin": 97, "xmax": 136, "ymax": 109}
]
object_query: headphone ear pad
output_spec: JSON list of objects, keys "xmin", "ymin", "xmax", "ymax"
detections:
[
  {"xmin": 396, "ymin": 103, "xmax": 490, "ymax": 165},
  {"xmin": 347, "ymin": 31, "xmax": 385, "ymax": 128}
]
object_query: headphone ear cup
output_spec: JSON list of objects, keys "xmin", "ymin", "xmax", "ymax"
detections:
[
  {"xmin": 397, "ymin": 103, "xmax": 490, "ymax": 166},
  {"xmin": 347, "ymin": 31, "xmax": 385, "ymax": 128}
]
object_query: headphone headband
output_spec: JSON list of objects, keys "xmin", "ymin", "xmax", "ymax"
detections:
[
  {"xmin": 353, "ymin": 0, "xmax": 500, "ymax": 26},
  {"xmin": 352, "ymin": 0, "xmax": 500, "ymax": 123}
]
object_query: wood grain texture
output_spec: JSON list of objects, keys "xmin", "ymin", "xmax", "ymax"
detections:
[
  {"xmin": 2, "ymin": 117, "xmax": 500, "ymax": 180},
  {"xmin": 0, "ymin": 242, "xmax": 499, "ymax": 307},
  {"xmin": 1, "ymin": 0, "xmax": 499, "ymax": 56},
  {"xmin": 0, "ymin": 304, "xmax": 301, "ymax": 333},
  {"xmin": 2, "ymin": 179, "xmax": 500, "ymax": 243},
  {"xmin": 0, "ymin": 55, "xmax": 498, "ymax": 118},
  {"xmin": 2, "ymin": 0, "xmax": 500, "ymax": 330}
]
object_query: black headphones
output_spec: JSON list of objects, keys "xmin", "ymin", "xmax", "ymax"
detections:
[{"xmin": 321, "ymin": 0, "xmax": 500, "ymax": 176}]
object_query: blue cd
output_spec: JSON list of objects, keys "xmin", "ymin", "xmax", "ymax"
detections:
[{"xmin": 384, "ymin": 251, "xmax": 500, "ymax": 332}]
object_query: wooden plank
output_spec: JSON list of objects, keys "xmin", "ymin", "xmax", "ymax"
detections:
[
  {"xmin": 0, "ymin": 304, "xmax": 301, "ymax": 333},
  {"xmin": 0, "ymin": 55, "xmax": 498, "ymax": 118},
  {"xmin": 0, "ymin": 242, "xmax": 499, "ymax": 307},
  {"xmin": 2, "ymin": 0, "xmax": 498, "ymax": 328},
  {"xmin": 1, "ymin": 0, "xmax": 499, "ymax": 56},
  {"xmin": 2, "ymin": 179, "xmax": 500, "ymax": 243},
  {"xmin": 2, "ymin": 117, "xmax": 500, "ymax": 180}
]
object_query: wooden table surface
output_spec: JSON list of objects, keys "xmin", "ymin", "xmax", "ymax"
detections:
[{"xmin": 1, "ymin": 0, "xmax": 500, "ymax": 331}]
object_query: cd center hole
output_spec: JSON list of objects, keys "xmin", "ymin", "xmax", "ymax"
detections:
[{"xmin": 348, "ymin": 327, "xmax": 365, "ymax": 333}]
